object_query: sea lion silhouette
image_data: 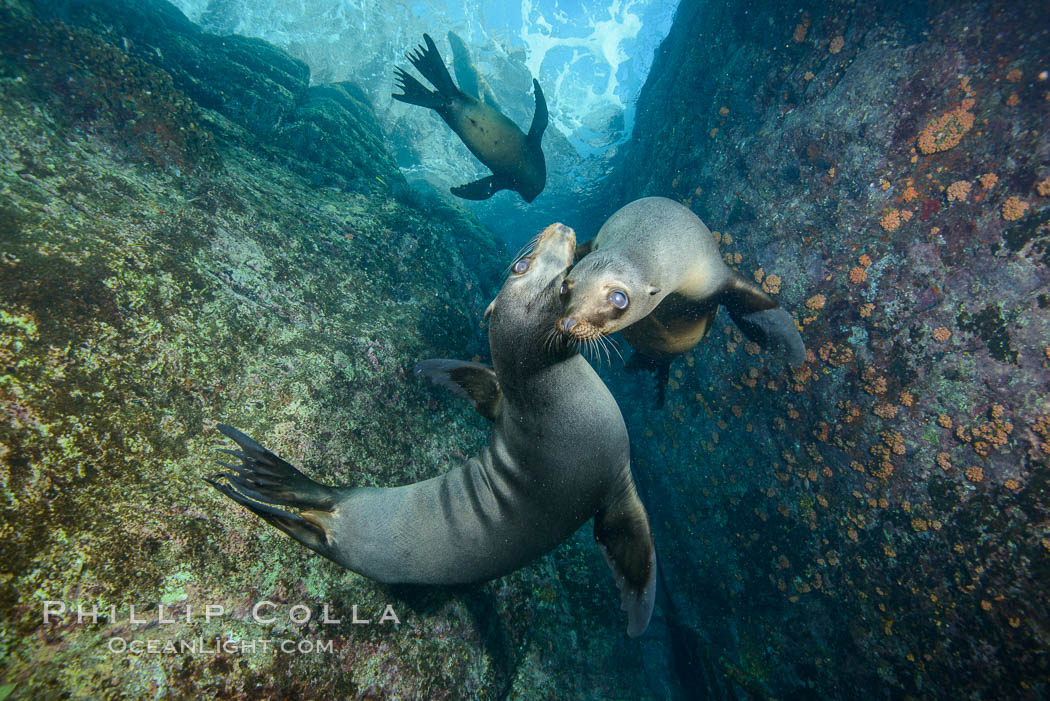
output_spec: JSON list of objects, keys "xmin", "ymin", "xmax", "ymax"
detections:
[
  {"xmin": 393, "ymin": 33, "xmax": 548, "ymax": 203},
  {"xmin": 207, "ymin": 223, "xmax": 657, "ymax": 637},
  {"xmin": 446, "ymin": 30, "xmax": 500, "ymax": 110}
]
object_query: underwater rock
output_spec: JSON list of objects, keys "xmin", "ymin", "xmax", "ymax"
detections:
[
  {"xmin": 34, "ymin": 0, "xmax": 402, "ymax": 192},
  {"xmin": 0, "ymin": 1, "xmax": 662, "ymax": 698},
  {"xmin": 608, "ymin": 0, "xmax": 1050, "ymax": 697}
]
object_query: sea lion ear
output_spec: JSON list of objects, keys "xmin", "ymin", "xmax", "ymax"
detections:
[
  {"xmin": 647, "ymin": 284, "xmax": 661, "ymax": 295},
  {"xmin": 482, "ymin": 300, "xmax": 495, "ymax": 326},
  {"xmin": 414, "ymin": 359, "xmax": 502, "ymax": 422}
]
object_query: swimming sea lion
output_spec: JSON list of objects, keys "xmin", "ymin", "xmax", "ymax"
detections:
[
  {"xmin": 206, "ymin": 223, "xmax": 657, "ymax": 637},
  {"xmin": 447, "ymin": 30, "xmax": 500, "ymax": 110},
  {"xmin": 393, "ymin": 33, "xmax": 547, "ymax": 203},
  {"xmin": 557, "ymin": 197, "xmax": 806, "ymax": 406}
]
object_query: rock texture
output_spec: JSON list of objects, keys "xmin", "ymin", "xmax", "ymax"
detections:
[
  {"xmin": 608, "ymin": 0, "xmax": 1050, "ymax": 697},
  {"xmin": 0, "ymin": 1, "xmax": 662, "ymax": 697}
]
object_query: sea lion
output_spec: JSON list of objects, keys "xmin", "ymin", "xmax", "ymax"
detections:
[
  {"xmin": 557, "ymin": 197, "xmax": 806, "ymax": 406},
  {"xmin": 446, "ymin": 30, "xmax": 500, "ymax": 110},
  {"xmin": 206, "ymin": 223, "xmax": 657, "ymax": 637},
  {"xmin": 392, "ymin": 33, "xmax": 548, "ymax": 203}
]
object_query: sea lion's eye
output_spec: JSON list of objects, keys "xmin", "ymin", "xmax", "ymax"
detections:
[
  {"xmin": 609, "ymin": 289, "xmax": 629, "ymax": 310},
  {"xmin": 560, "ymin": 282, "xmax": 569, "ymax": 295},
  {"xmin": 512, "ymin": 258, "xmax": 531, "ymax": 274}
]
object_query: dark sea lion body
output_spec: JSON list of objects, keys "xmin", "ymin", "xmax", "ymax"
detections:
[
  {"xmin": 208, "ymin": 224, "xmax": 657, "ymax": 636},
  {"xmin": 393, "ymin": 33, "xmax": 547, "ymax": 203},
  {"xmin": 559, "ymin": 197, "xmax": 805, "ymax": 405}
]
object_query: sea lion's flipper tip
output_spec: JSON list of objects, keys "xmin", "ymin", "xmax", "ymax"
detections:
[
  {"xmin": 211, "ymin": 423, "xmax": 338, "ymax": 512},
  {"xmin": 451, "ymin": 175, "xmax": 503, "ymax": 201},
  {"xmin": 595, "ymin": 487, "xmax": 657, "ymax": 637},
  {"xmin": 718, "ymin": 273, "xmax": 805, "ymax": 366},
  {"xmin": 528, "ymin": 79, "xmax": 548, "ymax": 142},
  {"xmin": 730, "ymin": 307, "xmax": 806, "ymax": 367},
  {"xmin": 392, "ymin": 67, "xmax": 443, "ymax": 109},
  {"xmin": 405, "ymin": 32, "xmax": 459, "ymax": 97},
  {"xmin": 207, "ymin": 474, "xmax": 330, "ymax": 552},
  {"xmin": 574, "ymin": 238, "xmax": 595, "ymax": 260},
  {"xmin": 415, "ymin": 359, "xmax": 501, "ymax": 421}
]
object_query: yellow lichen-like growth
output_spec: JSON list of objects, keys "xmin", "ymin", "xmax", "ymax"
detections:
[
  {"xmin": 932, "ymin": 326, "xmax": 951, "ymax": 342},
  {"xmin": 880, "ymin": 210, "xmax": 902, "ymax": 231},
  {"xmin": 879, "ymin": 208, "xmax": 912, "ymax": 231},
  {"xmin": 793, "ymin": 15, "xmax": 810, "ymax": 42},
  {"xmin": 849, "ymin": 266, "xmax": 868, "ymax": 284},
  {"xmin": 1037, "ymin": 178, "xmax": 1050, "ymax": 197},
  {"xmin": 964, "ymin": 465, "xmax": 984, "ymax": 483},
  {"xmin": 979, "ymin": 172, "xmax": 998, "ymax": 189},
  {"xmin": 946, "ymin": 180, "xmax": 971, "ymax": 202},
  {"xmin": 1002, "ymin": 196, "xmax": 1029, "ymax": 221},
  {"xmin": 917, "ymin": 101, "xmax": 975, "ymax": 154}
]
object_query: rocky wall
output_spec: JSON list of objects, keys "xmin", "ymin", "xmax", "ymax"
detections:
[{"xmin": 610, "ymin": 0, "xmax": 1050, "ymax": 697}]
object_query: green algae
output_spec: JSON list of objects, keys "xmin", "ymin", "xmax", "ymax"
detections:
[{"xmin": 0, "ymin": 3, "xmax": 658, "ymax": 698}]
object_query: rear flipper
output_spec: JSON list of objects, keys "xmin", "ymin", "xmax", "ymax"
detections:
[
  {"xmin": 451, "ymin": 175, "xmax": 505, "ymax": 200},
  {"xmin": 719, "ymin": 272, "xmax": 806, "ymax": 367},
  {"xmin": 392, "ymin": 67, "xmax": 444, "ymax": 110},
  {"xmin": 405, "ymin": 33, "xmax": 459, "ymax": 98},
  {"xmin": 205, "ymin": 424, "xmax": 338, "ymax": 559},
  {"xmin": 595, "ymin": 480, "xmax": 657, "ymax": 637},
  {"xmin": 624, "ymin": 353, "xmax": 671, "ymax": 409}
]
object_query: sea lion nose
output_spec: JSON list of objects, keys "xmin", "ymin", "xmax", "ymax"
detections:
[{"xmin": 560, "ymin": 317, "xmax": 578, "ymax": 334}]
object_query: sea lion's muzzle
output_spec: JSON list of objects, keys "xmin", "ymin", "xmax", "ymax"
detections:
[{"xmin": 556, "ymin": 317, "xmax": 602, "ymax": 342}]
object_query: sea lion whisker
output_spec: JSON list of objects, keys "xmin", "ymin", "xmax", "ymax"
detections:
[
  {"xmin": 604, "ymin": 334, "xmax": 625, "ymax": 364},
  {"xmin": 596, "ymin": 334, "xmax": 612, "ymax": 367},
  {"xmin": 543, "ymin": 327, "xmax": 559, "ymax": 354},
  {"xmin": 592, "ymin": 335, "xmax": 609, "ymax": 367}
]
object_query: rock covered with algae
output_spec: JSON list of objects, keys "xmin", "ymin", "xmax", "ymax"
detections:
[
  {"xmin": 604, "ymin": 0, "xmax": 1050, "ymax": 697},
  {"xmin": 0, "ymin": 0, "xmax": 663, "ymax": 697}
]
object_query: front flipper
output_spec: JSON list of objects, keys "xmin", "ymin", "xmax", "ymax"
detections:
[
  {"xmin": 451, "ymin": 175, "xmax": 505, "ymax": 200},
  {"xmin": 731, "ymin": 307, "xmax": 806, "ymax": 366},
  {"xmin": 527, "ymin": 78, "xmax": 548, "ymax": 143},
  {"xmin": 719, "ymin": 272, "xmax": 806, "ymax": 366},
  {"xmin": 414, "ymin": 359, "xmax": 502, "ymax": 421},
  {"xmin": 595, "ymin": 480, "xmax": 657, "ymax": 637}
]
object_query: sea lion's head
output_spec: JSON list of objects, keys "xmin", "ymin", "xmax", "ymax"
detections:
[
  {"xmin": 556, "ymin": 255, "xmax": 659, "ymax": 343},
  {"xmin": 485, "ymin": 223, "xmax": 576, "ymax": 357}
]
